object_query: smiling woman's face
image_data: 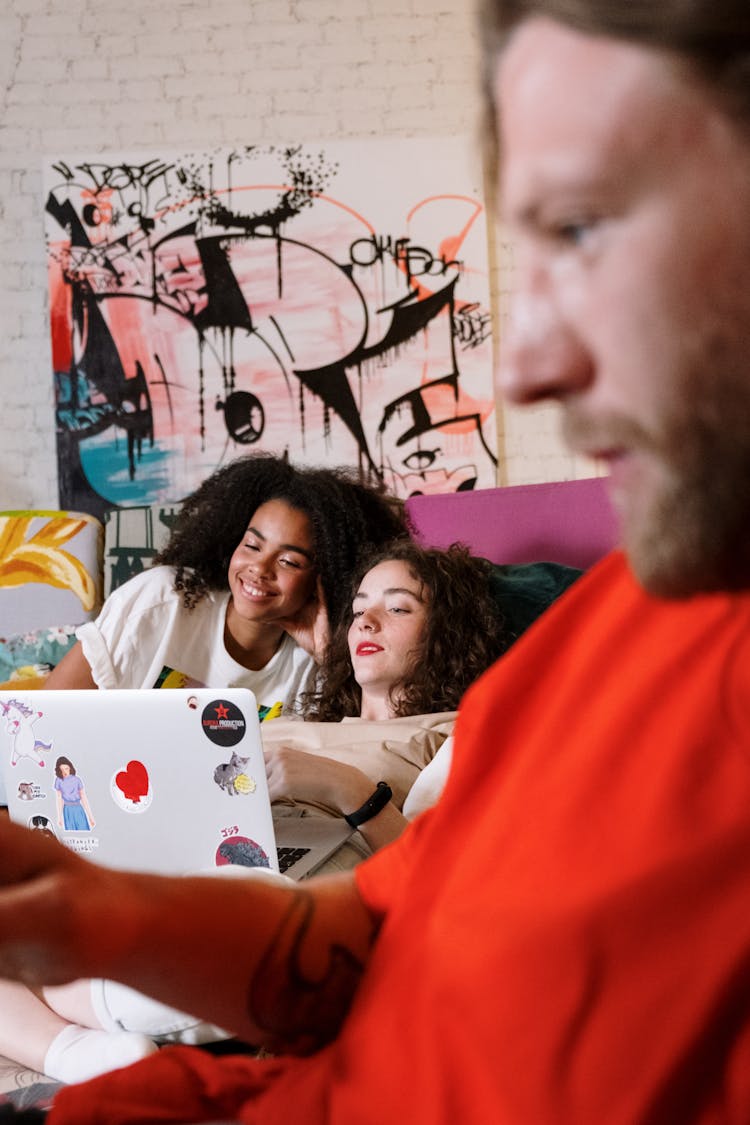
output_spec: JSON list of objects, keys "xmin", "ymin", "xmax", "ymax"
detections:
[
  {"xmin": 347, "ymin": 560, "xmax": 429, "ymax": 712},
  {"xmin": 227, "ymin": 498, "xmax": 317, "ymax": 629}
]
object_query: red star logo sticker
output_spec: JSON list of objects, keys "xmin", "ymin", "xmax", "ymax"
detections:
[{"xmin": 214, "ymin": 703, "xmax": 229, "ymax": 719}]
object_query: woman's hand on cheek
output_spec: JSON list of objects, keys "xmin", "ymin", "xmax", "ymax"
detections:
[{"xmin": 277, "ymin": 576, "xmax": 330, "ymax": 662}]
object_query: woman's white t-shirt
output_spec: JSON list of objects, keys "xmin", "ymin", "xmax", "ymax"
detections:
[{"xmin": 76, "ymin": 566, "xmax": 316, "ymax": 720}]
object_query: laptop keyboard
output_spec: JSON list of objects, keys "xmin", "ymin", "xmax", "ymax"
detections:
[{"xmin": 277, "ymin": 846, "xmax": 311, "ymax": 873}]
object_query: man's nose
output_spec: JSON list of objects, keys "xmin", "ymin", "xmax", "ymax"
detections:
[{"xmin": 497, "ymin": 285, "xmax": 593, "ymax": 406}]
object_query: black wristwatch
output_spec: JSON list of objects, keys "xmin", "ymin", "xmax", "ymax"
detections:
[{"xmin": 344, "ymin": 781, "xmax": 393, "ymax": 829}]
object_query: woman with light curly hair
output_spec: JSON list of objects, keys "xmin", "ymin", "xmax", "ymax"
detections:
[{"xmin": 264, "ymin": 538, "xmax": 506, "ymax": 858}]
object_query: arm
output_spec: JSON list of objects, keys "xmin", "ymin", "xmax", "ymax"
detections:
[
  {"xmin": 0, "ymin": 819, "xmax": 379, "ymax": 1054},
  {"xmin": 54, "ymin": 785, "xmax": 64, "ymax": 828},
  {"xmin": 44, "ymin": 640, "xmax": 98, "ymax": 690},
  {"xmin": 79, "ymin": 785, "xmax": 96, "ymax": 828},
  {"xmin": 265, "ymin": 746, "xmax": 408, "ymax": 851}
]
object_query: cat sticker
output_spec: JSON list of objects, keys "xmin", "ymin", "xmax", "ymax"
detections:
[{"xmin": 214, "ymin": 751, "xmax": 256, "ymax": 796}]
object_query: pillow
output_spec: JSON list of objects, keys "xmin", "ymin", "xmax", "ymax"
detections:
[
  {"xmin": 488, "ymin": 560, "xmax": 582, "ymax": 647},
  {"xmin": 0, "ymin": 510, "xmax": 103, "ymax": 635},
  {"xmin": 0, "ymin": 624, "xmax": 79, "ymax": 685}
]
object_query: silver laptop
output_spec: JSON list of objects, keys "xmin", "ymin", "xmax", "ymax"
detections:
[{"xmin": 0, "ymin": 688, "xmax": 352, "ymax": 881}]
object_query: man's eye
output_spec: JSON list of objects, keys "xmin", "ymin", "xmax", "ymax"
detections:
[
  {"xmin": 389, "ymin": 606, "xmax": 409, "ymax": 614},
  {"xmin": 552, "ymin": 217, "xmax": 598, "ymax": 246},
  {"xmin": 280, "ymin": 557, "xmax": 301, "ymax": 569}
]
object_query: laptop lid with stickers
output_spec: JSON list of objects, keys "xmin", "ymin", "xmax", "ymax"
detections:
[{"xmin": 0, "ymin": 688, "xmax": 281, "ymax": 876}]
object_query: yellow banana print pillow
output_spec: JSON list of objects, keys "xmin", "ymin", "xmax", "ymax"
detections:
[{"xmin": 0, "ymin": 511, "xmax": 103, "ymax": 637}]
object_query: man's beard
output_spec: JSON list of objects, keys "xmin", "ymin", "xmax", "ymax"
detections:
[
  {"xmin": 634, "ymin": 415, "xmax": 750, "ymax": 598},
  {"xmin": 562, "ymin": 331, "xmax": 750, "ymax": 599}
]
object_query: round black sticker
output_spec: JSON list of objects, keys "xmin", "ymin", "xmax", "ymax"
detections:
[{"xmin": 200, "ymin": 699, "xmax": 247, "ymax": 747}]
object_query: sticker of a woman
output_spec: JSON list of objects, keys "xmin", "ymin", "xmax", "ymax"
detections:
[{"xmin": 54, "ymin": 756, "xmax": 96, "ymax": 832}]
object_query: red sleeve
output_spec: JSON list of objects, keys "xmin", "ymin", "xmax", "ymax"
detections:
[
  {"xmin": 354, "ymin": 804, "xmax": 438, "ymax": 918},
  {"xmin": 354, "ymin": 691, "xmax": 479, "ymax": 917}
]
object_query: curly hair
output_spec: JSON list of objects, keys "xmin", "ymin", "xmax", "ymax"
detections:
[
  {"xmin": 304, "ymin": 539, "xmax": 506, "ymax": 720},
  {"xmin": 153, "ymin": 454, "xmax": 407, "ymax": 631}
]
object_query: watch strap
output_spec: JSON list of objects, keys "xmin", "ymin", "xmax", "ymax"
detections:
[{"xmin": 344, "ymin": 781, "xmax": 393, "ymax": 829}]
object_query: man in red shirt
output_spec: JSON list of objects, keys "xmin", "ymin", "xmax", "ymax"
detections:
[{"xmin": 2, "ymin": 2, "xmax": 750, "ymax": 1122}]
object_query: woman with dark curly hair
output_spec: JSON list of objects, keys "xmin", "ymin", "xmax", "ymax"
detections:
[
  {"xmin": 263, "ymin": 539, "xmax": 506, "ymax": 860},
  {"xmin": 45, "ymin": 454, "xmax": 406, "ymax": 722}
]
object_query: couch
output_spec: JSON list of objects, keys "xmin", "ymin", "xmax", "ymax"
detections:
[{"xmin": 0, "ymin": 477, "xmax": 618, "ymax": 690}]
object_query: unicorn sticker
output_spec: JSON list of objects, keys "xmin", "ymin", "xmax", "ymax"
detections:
[{"xmin": 1, "ymin": 698, "xmax": 52, "ymax": 768}]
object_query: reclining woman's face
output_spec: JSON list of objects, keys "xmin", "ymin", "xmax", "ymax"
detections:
[{"xmin": 347, "ymin": 560, "xmax": 429, "ymax": 710}]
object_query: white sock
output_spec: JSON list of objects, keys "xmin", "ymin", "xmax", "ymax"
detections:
[{"xmin": 43, "ymin": 1023, "xmax": 159, "ymax": 1084}]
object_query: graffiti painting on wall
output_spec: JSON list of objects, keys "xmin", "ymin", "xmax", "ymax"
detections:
[{"xmin": 44, "ymin": 138, "xmax": 497, "ymax": 516}]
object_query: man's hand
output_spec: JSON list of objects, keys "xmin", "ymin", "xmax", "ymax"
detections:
[
  {"xmin": 0, "ymin": 818, "xmax": 382, "ymax": 1051},
  {"xmin": 0, "ymin": 818, "xmax": 139, "ymax": 987}
]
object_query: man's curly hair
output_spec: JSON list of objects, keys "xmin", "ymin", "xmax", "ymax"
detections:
[
  {"xmin": 153, "ymin": 454, "xmax": 407, "ymax": 631},
  {"xmin": 304, "ymin": 539, "xmax": 507, "ymax": 720}
]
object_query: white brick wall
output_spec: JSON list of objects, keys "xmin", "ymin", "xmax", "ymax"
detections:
[{"xmin": 0, "ymin": 0, "xmax": 597, "ymax": 510}]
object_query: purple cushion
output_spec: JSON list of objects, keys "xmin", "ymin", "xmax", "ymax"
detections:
[{"xmin": 405, "ymin": 477, "xmax": 620, "ymax": 570}]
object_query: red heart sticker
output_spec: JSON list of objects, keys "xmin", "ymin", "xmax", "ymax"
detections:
[{"xmin": 115, "ymin": 760, "xmax": 149, "ymax": 803}]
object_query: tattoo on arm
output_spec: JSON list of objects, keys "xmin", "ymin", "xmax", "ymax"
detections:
[{"xmin": 248, "ymin": 889, "xmax": 377, "ymax": 1054}]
